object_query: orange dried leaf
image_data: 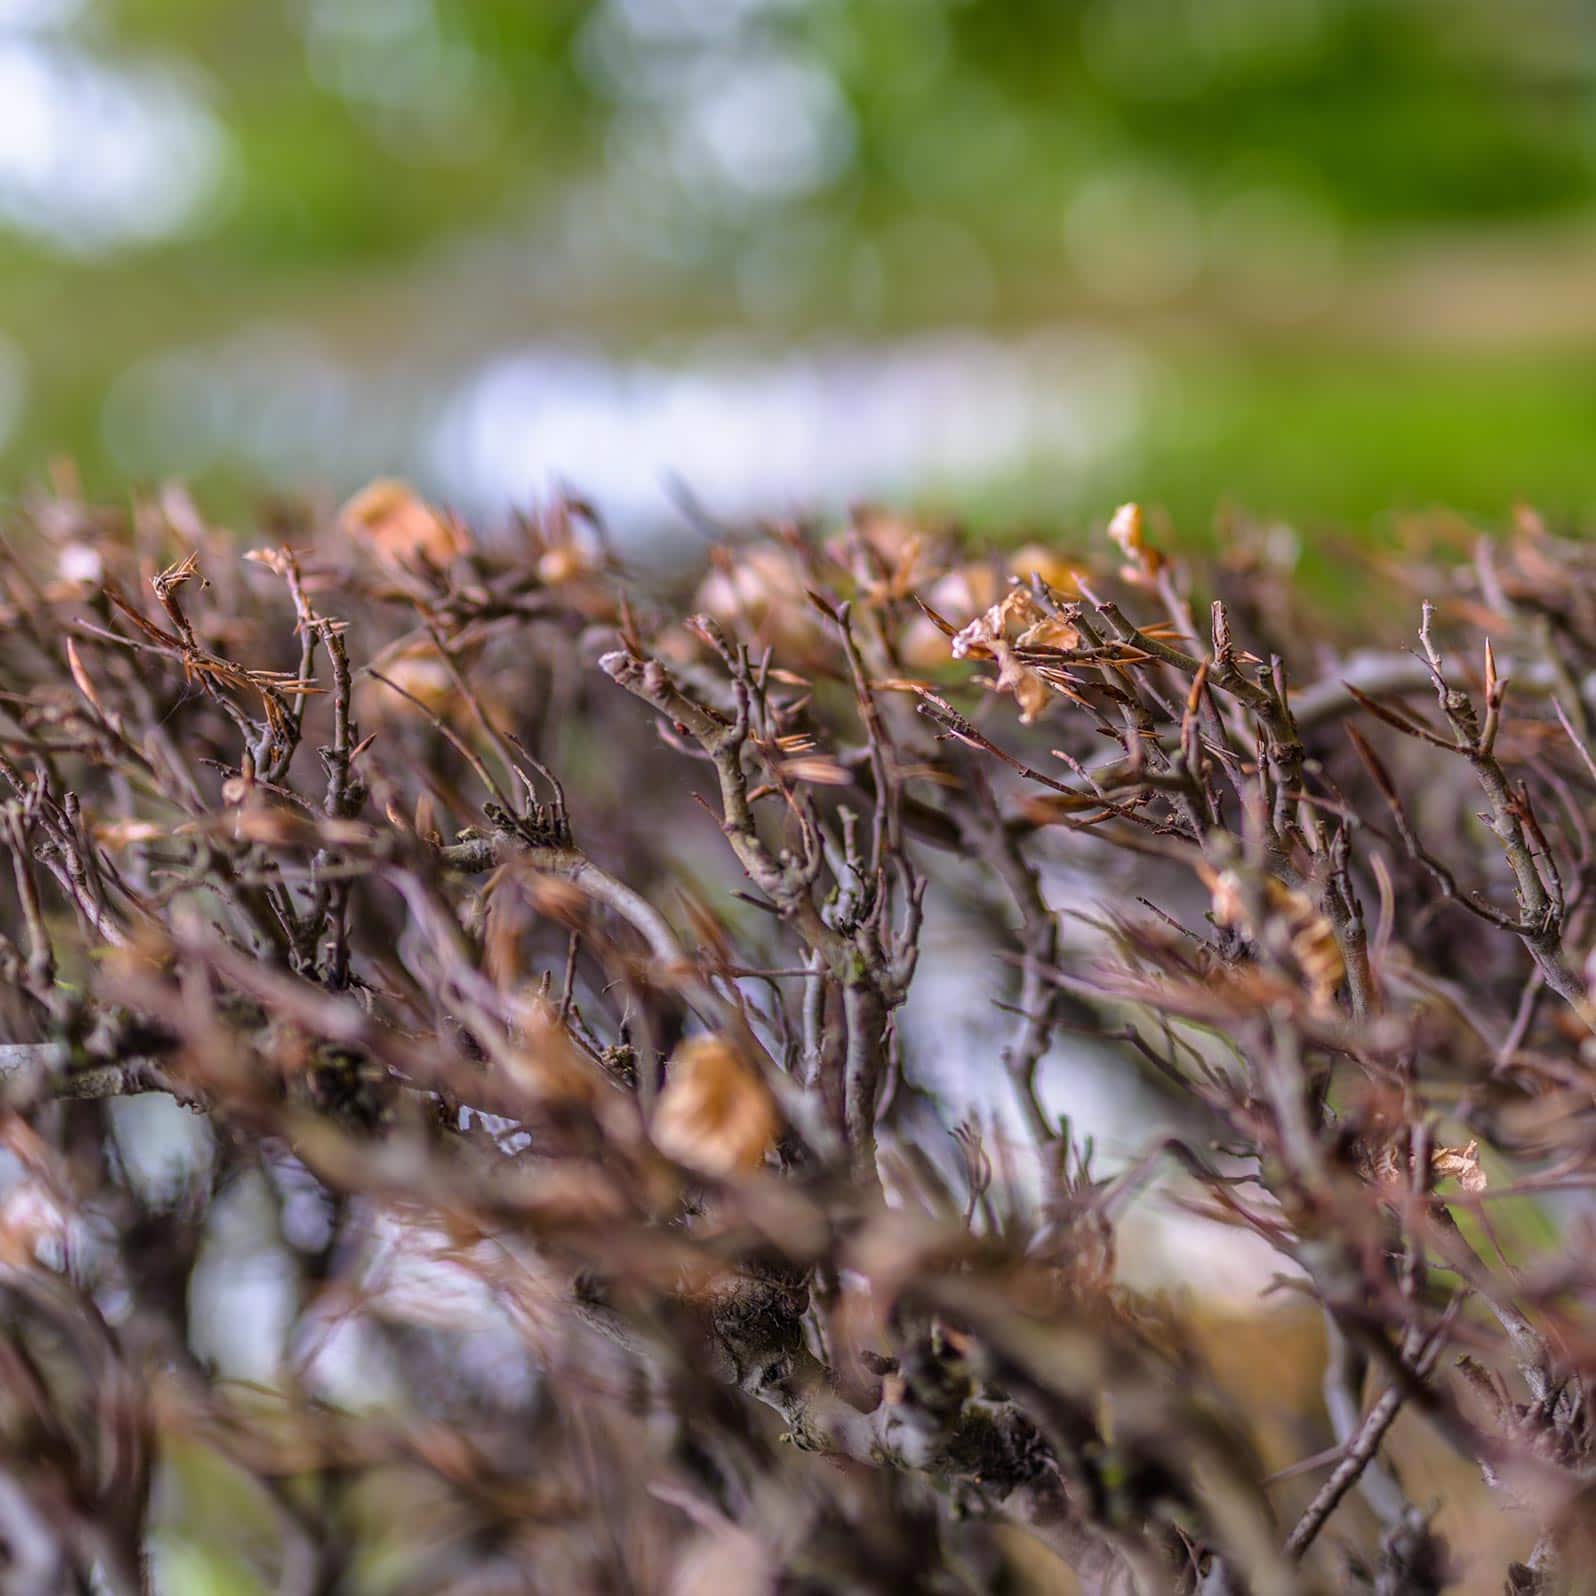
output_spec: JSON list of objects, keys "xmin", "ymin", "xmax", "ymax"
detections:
[
  {"xmin": 505, "ymin": 998, "xmax": 600, "ymax": 1105},
  {"xmin": 1107, "ymin": 501, "xmax": 1165, "ymax": 585},
  {"xmin": 1107, "ymin": 502, "xmax": 1145, "ymax": 559},
  {"xmin": 778, "ymin": 756, "xmax": 851, "ymax": 786},
  {"xmin": 1007, "ymin": 544, "xmax": 1082, "ymax": 595},
  {"xmin": 94, "ymin": 819, "xmax": 166, "ymax": 846},
  {"xmin": 340, "ymin": 480, "xmax": 471, "ymax": 567},
  {"xmin": 1432, "ymin": 1140, "xmax": 1487, "ymax": 1194},
  {"xmin": 653, "ymin": 1037, "xmax": 778, "ymax": 1178},
  {"xmin": 64, "ymin": 638, "xmax": 108, "ymax": 719}
]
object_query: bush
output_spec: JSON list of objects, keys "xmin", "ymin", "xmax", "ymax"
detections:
[{"xmin": 0, "ymin": 483, "xmax": 1592, "ymax": 1593}]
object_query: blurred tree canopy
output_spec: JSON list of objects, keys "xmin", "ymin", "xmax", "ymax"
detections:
[{"xmin": 4, "ymin": 0, "xmax": 1596, "ymax": 527}]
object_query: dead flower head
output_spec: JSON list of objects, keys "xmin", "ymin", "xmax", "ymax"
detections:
[{"xmin": 949, "ymin": 587, "xmax": 1079, "ymax": 723}]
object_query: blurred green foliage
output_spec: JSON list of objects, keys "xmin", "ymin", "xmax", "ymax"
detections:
[
  {"xmin": 1122, "ymin": 350, "xmax": 1596, "ymax": 529},
  {"xmin": 3, "ymin": 0, "xmax": 1595, "ymax": 526}
]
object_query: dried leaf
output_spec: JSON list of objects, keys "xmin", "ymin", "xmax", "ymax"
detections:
[
  {"xmin": 1107, "ymin": 501, "xmax": 1164, "ymax": 585},
  {"xmin": 536, "ymin": 543, "xmax": 598, "ymax": 586},
  {"xmin": 340, "ymin": 479, "xmax": 471, "ymax": 567},
  {"xmin": 505, "ymin": 998, "xmax": 601, "ymax": 1106},
  {"xmin": 653, "ymin": 1036, "xmax": 778, "ymax": 1178},
  {"xmin": 778, "ymin": 755, "xmax": 851, "ymax": 786},
  {"xmin": 1008, "ymin": 543, "xmax": 1083, "ymax": 595},
  {"xmin": 93, "ymin": 819, "xmax": 166, "ymax": 846},
  {"xmin": 1432, "ymin": 1140, "xmax": 1487, "ymax": 1193},
  {"xmin": 948, "ymin": 589, "xmax": 1065, "ymax": 723},
  {"xmin": 65, "ymin": 637, "xmax": 108, "ymax": 719}
]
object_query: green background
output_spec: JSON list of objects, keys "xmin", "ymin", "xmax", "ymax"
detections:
[{"xmin": 4, "ymin": 0, "xmax": 1596, "ymax": 537}]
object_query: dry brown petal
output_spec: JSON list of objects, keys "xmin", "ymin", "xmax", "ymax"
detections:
[
  {"xmin": 949, "ymin": 587, "xmax": 1041, "ymax": 661},
  {"xmin": 841, "ymin": 510, "xmax": 933, "ymax": 605},
  {"xmin": 1017, "ymin": 792, "xmax": 1108, "ymax": 825},
  {"xmin": 1015, "ymin": 614, "xmax": 1081, "ymax": 653},
  {"xmin": 1290, "ymin": 918, "xmax": 1345, "ymax": 1011},
  {"xmin": 356, "ymin": 646, "xmax": 457, "ymax": 723},
  {"xmin": 243, "ymin": 546, "xmax": 293, "ymax": 577},
  {"xmin": 518, "ymin": 1163, "xmax": 632, "ymax": 1229},
  {"xmin": 65, "ymin": 637, "xmax": 109, "ymax": 719},
  {"xmin": 1107, "ymin": 502, "xmax": 1144, "ymax": 558},
  {"xmin": 1208, "ymin": 867, "xmax": 1246, "ymax": 929},
  {"xmin": 504, "ymin": 999, "xmax": 600, "ymax": 1105},
  {"xmin": 949, "ymin": 589, "xmax": 1061, "ymax": 724},
  {"xmin": 1432, "ymin": 1140, "xmax": 1487, "ymax": 1193},
  {"xmin": 1353, "ymin": 1136, "xmax": 1404, "ymax": 1188},
  {"xmin": 1206, "ymin": 869, "xmax": 1343, "ymax": 1010},
  {"xmin": 1266, "ymin": 878, "xmax": 1344, "ymax": 1011},
  {"xmin": 521, "ymin": 875, "xmax": 591, "ymax": 924},
  {"xmin": 926, "ymin": 563, "xmax": 1002, "ymax": 625},
  {"xmin": 1007, "ymin": 660, "xmax": 1051, "ymax": 725},
  {"xmin": 340, "ymin": 479, "xmax": 471, "ymax": 567},
  {"xmin": 321, "ymin": 820, "xmax": 373, "ymax": 847},
  {"xmin": 848, "ymin": 506, "xmax": 925, "ymax": 566},
  {"xmin": 1107, "ymin": 501, "xmax": 1165, "ymax": 585},
  {"xmin": 899, "ymin": 614, "xmax": 960, "ymax": 672},
  {"xmin": 94, "ymin": 819, "xmax": 167, "ymax": 846},
  {"xmin": 695, "ymin": 546, "xmax": 815, "ymax": 641},
  {"xmin": 536, "ymin": 543, "xmax": 596, "ymax": 586},
  {"xmin": 693, "ymin": 551, "xmax": 825, "ymax": 659},
  {"xmin": 778, "ymin": 755, "xmax": 851, "ymax": 786},
  {"xmin": 231, "ymin": 806, "xmax": 310, "ymax": 847},
  {"xmin": 1008, "ymin": 544, "xmax": 1083, "ymax": 595},
  {"xmin": 653, "ymin": 1036, "xmax": 778, "ymax": 1178},
  {"xmin": 414, "ymin": 791, "xmax": 439, "ymax": 845}
]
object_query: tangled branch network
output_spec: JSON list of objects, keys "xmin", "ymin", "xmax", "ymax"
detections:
[{"xmin": 0, "ymin": 480, "xmax": 1594, "ymax": 1593}]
